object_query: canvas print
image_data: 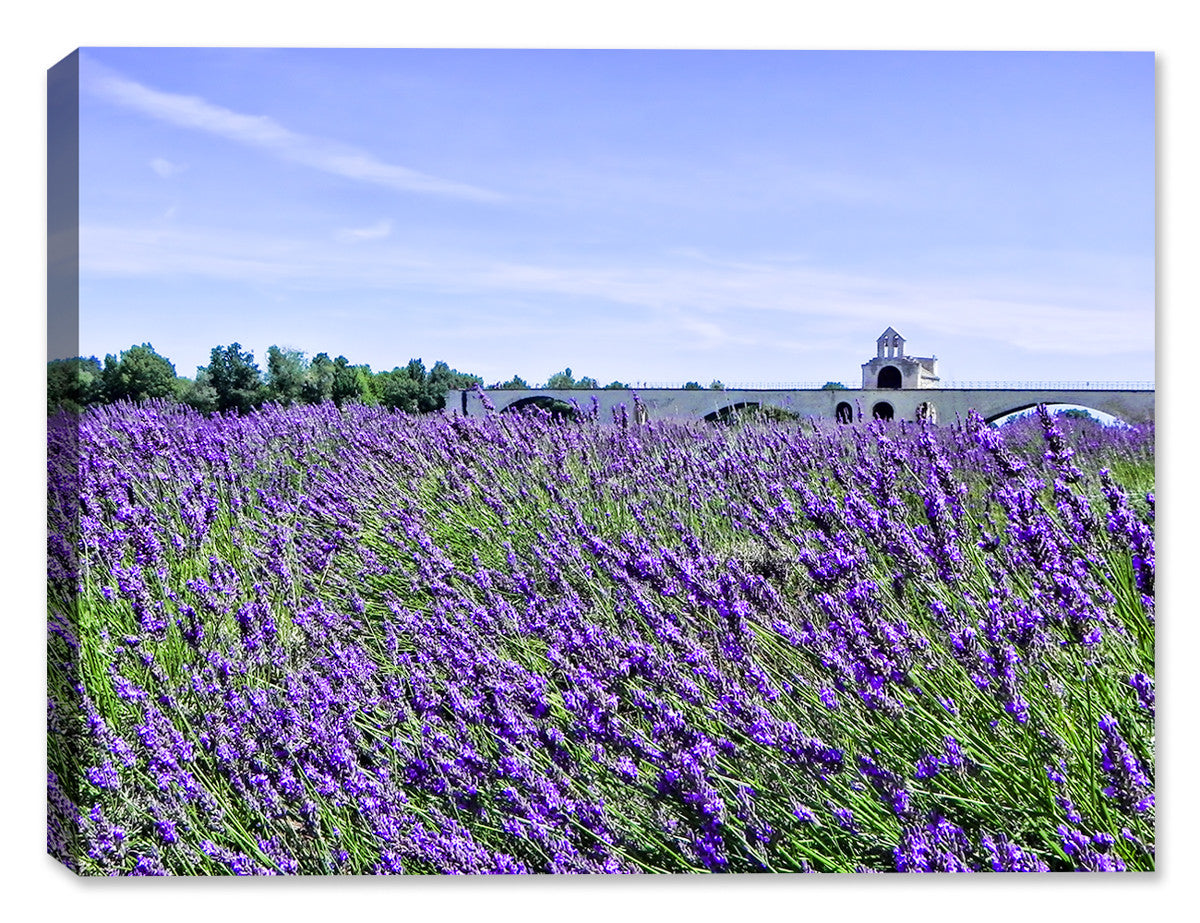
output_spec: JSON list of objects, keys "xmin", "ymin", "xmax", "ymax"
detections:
[{"xmin": 47, "ymin": 48, "xmax": 1154, "ymax": 875}]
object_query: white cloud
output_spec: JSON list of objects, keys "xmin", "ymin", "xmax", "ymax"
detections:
[
  {"xmin": 335, "ymin": 220, "xmax": 393, "ymax": 242},
  {"xmin": 79, "ymin": 221, "xmax": 1153, "ymax": 360},
  {"xmin": 149, "ymin": 157, "xmax": 185, "ymax": 178},
  {"xmin": 85, "ymin": 61, "xmax": 502, "ymax": 203}
]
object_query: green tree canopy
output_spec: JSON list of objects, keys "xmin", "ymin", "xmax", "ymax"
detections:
[
  {"xmin": 682, "ymin": 381, "xmax": 703, "ymax": 390},
  {"xmin": 488, "ymin": 375, "xmax": 530, "ymax": 390},
  {"xmin": 204, "ymin": 343, "xmax": 264, "ymax": 414},
  {"xmin": 47, "ymin": 356, "xmax": 103, "ymax": 413},
  {"xmin": 174, "ymin": 372, "xmax": 219, "ymax": 413},
  {"xmin": 545, "ymin": 368, "xmax": 577, "ymax": 390},
  {"xmin": 374, "ymin": 368, "xmax": 424, "ymax": 413},
  {"xmin": 821, "ymin": 381, "xmax": 848, "ymax": 390},
  {"xmin": 266, "ymin": 346, "xmax": 308, "ymax": 407},
  {"xmin": 331, "ymin": 355, "xmax": 363, "ymax": 408},
  {"xmin": 545, "ymin": 368, "xmax": 601, "ymax": 389},
  {"xmin": 101, "ymin": 343, "xmax": 178, "ymax": 404},
  {"xmin": 301, "ymin": 353, "xmax": 334, "ymax": 405}
]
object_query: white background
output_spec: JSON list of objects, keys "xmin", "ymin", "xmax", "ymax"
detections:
[{"xmin": 2, "ymin": 2, "xmax": 1192, "ymax": 918}]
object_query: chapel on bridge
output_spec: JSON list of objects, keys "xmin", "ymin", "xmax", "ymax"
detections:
[{"xmin": 860, "ymin": 327, "xmax": 939, "ymax": 390}]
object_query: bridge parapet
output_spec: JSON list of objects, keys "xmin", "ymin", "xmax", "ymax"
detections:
[
  {"xmin": 451, "ymin": 386, "xmax": 1154, "ymax": 426},
  {"xmin": 939, "ymin": 380, "xmax": 1154, "ymax": 391},
  {"xmin": 548, "ymin": 380, "xmax": 1154, "ymax": 391}
]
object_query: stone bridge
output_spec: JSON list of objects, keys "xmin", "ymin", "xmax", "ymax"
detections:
[{"xmin": 450, "ymin": 386, "xmax": 1155, "ymax": 426}]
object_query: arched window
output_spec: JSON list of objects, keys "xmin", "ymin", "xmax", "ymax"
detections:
[
  {"xmin": 872, "ymin": 401, "xmax": 894, "ymax": 421},
  {"xmin": 917, "ymin": 401, "xmax": 937, "ymax": 424},
  {"xmin": 835, "ymin": 402, "xmax": 853, "ymax": 424},
  {"xmin": 877, "ymin": 366, "xmax": 902, "ymax": 389}
]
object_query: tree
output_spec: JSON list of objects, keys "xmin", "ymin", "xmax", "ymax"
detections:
[
  {"xmin": 203, "ymin": 343, "xmax": 265, "ymax": 414},
  {"xmin": 545, "ymin": 368, "xmax": 604, "ymax": 389},
  {"xmin": 821, "ymin": 381, "xmax": 847, "ymax": 390},
  {"xmin": 354, "ymin": 366, "xmax": 378, "ymax": 406},
  {"xmin": 47, "ymin": 356, "xmax": 102, "ymax": 413},
  {"xmin": 331, "ymin": 355, "xmax": 362, "ymax": 408},
  {"xmin": 174, "ymin": 372, "xmax": 219, "ymax": 413},
  {"xmin": 429, "ymin": 360, "xmax": 482, "ymax": 392},
  {"xmin": 301, "ymin": 353, "xmax": 334, "ymax": 405},
  {"xmin": 546, "ymin": 368, "xmax": 577, "ymax": 390},
  {"xmin": 101, "ymin": 343, "xmax": 178, "ymax": 404},
  {"xmin": 683, "ymin": 381, "xmax": 704, "ymax": 390},
  {"xmin": 374, "ymin": 368, "xmax": 424, "ymax": 412},
  {"xmin": 265, "ymin": 346, "xmax": 308, "ymax": 406},
  {"xmin": 393, "ymin": 358, "xmax": 445, "ymax": 413},
  {"xmin": 709, "ymin": 380, "xmax": 725, "ymax": 390},
  {"xmin": 418, "ymin": 360, "xmax": 482, "ymax": 411},
  {"xmin": 602, "ymin": 380, "xmax": 629, "ymax": 390},
  {"xmin": 488, "ymin": 375, "xmax": 530, "ymax": 390}
]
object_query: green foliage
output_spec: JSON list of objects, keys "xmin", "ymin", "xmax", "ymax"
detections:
[
  {"xmin": 374, "ymin": 370, "xmax": 421, "ymax": 412},
  {"xmin": 488, "ymin": 375, "xmax": 530, "ymax": 390},
  {"xmin": 331, "ymin": 356, "xmax": 362, "ymax": 409},
  {"xmin": 682, "ymin": 381, "xmax": 703, "ymax": 390},
  {"xmin": 50, "ymin": 340, "xmax": 492, "ymax": 418},
  {"xmin": 429, "ymin": 360, "xmax": 483, "ymax": 392},
  {"xmin": 546, "ymin": 368, "xmax": 576, "ymax": 389},
  {"xmin": 373, "ymin": 358, "xmax": 477, "ymax": 413},
  {"xmin": 302, "ymin": 353, "xmax": 334, "ymax": 405},
  {"xmin": 821, "ymin": 381, "xmax": 848, "ymax": 390},
  {"xmin": 174, "ymin": 373, "xmax": 219, "ymax": 413},
  {"xmin": 709, "ymin": 380, "xmax": 725, "ymax": 390},
  {"xmin": 266, "ymin": 346, "xmax": 308, "ymax": 407},
  {"xmin": 544, "ymin": 367, "xmax": 598, "ymax": 390},
  {"xmin": 101, "ymin": 343, "xmax": 178, "ymax": 404},
  {"xmin": 603, "ymin": 380, "xmax": 629, "ymax": 390},
  {"xmin": 47, "ymin": 356, "xmax": 102, "ymax": 413},
  {"xmin": 203, "ymin": 343, "xmax": 265, "ymax": 414}
]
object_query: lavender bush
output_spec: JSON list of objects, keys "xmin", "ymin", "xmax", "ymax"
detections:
[{"xmin": 47, "ymin": 398, "xmax": 1154, "ymax": 873}]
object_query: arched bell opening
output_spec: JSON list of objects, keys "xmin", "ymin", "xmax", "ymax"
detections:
[{"xmin": 877, "ymin": 366, "xmax": 902, "ymax": 389}]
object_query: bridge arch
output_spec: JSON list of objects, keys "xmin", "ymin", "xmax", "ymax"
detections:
[
  {"xmin": 704, "ymin": 402, "xmax": 800, "ymax": 424},
  {"xmin": 501, "ymin": 395, "xmax": 580, "ymax": 418},
  {"xmin": 704, "ymin": 401, "xmax": 759, "ymax": 424},
  {"xmin": 984, "ymin": 401, "xmax": 1115, "ymax": 426}
]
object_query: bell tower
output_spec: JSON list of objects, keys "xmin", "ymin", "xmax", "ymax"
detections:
[{"xmin": 861, "ymin": 327, "xmax": 939, "ymax": 389}]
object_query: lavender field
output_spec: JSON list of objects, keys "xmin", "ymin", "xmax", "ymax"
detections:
[{"xmin": 46, "ymin": 398, "xmax": 1155, "ymax": 874}]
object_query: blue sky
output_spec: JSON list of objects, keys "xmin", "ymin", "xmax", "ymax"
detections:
[{"xmin": 74, "ymin": 48, "xmax": 1154, "ymax": 387}]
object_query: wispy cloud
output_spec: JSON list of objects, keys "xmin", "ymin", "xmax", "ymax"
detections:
[
  {"xmin": 335, "ymin": 220, "xmax": 393, "ymax": 243},
  {"xmin": 79, "ymin": 222, "xmax": 1153, "ymax": 359},
  {"xmin": 149, "ymin": 157, "xmax": 186, "ymax": 178},
  {"xmin": 85, "ymin": 61, "xmax": 502, "ymax": 203}
]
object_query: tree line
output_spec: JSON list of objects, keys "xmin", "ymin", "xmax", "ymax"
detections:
[
  {"xmin": 47, "ymin": 343, "xmax": 853, "ymax": 415},
  {"xmin": 47, "ymin": 343, "xmax": 484, "ymax": 416},
  {"xmin": 46, "ymin": 344, "xmax": 700, "ymax": 416}
]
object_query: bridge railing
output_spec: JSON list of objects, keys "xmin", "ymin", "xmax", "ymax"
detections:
[
  {"xmin": 520, "ymin": 380, "xmax": 1156, "ymax": 391},
  {"xmin": 629, "ymin": 381, "xmax": 834, "ymax": 390},
  {"xmin": 937, "ymin": 381, "xmax": 1155, "ymax": 391}
]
